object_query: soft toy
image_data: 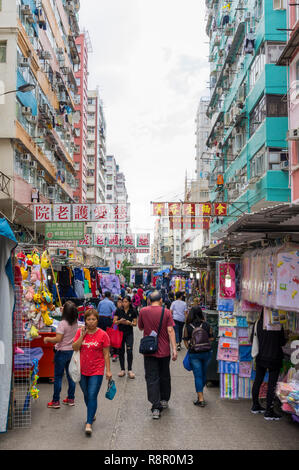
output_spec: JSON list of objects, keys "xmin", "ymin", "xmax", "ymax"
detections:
[
  {"xmin": 21, "ymin": 267, "xmax": 29, "ymax": 280},
  {"xmin": 30, "ymin": 324, "xmax": 39, "ymax": 338},
  {"xmin": 40, "ymin": 303, "xmax": 53, "ymax": 326},
  {"xmin": 17, "ymin": 252, "xmax": 26, "ymax": 262},
  {"xmin": 26, "ymin": 255, "xmax": 33, "ymax": 266},
  {"xmin": 32, "ymin": 253, "xmax": 40, "ymax": 265},
  {"xmin": 41, "ymin": 251, "xmax": 50, "ymax": 269},
  {"xmin": 30, "ymin": 271, "xmax": 38, "ymax": 283},
  {"xmin": 33, "ymin": 293, "xmax": 42, "ymax": 304},
  {"xmin": 25, "ymin": 286, "xmax": 35, "ymax": 302}
]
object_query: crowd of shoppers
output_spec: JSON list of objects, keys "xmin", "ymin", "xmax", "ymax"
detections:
[{"xmin": 44, "ymin": 282, "xmax": 285, "ymax": 436}]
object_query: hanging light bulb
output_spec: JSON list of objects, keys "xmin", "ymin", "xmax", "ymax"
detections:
[
  {"xmin": 190, "ymin": 272, "xmax": 194, "ymax": 279},
  {"xmin": 196, "ymin": 272, "xmax": 200, "ymax": 280},
  {"xmin": 225, "ymin": 262, "xmax": 232, "ymax": 288}
]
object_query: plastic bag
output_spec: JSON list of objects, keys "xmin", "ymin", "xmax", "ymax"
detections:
[{"xmin": 69, "ymin": 350, "xmax": 81, "ymax": 383}]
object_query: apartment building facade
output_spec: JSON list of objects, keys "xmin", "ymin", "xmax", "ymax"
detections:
[
  {"xmin": 0, "ymin": 0, "xmax": 80, "ymax": 239},
  {"xmin": 205, "ymin": 0, "xmax": 290, "ymax": 240},
  {"xmin": 277, "ymin": 2, "xmax": 299, "ymax": 203},
  {"xmin": 73, "ymin": 31, "xmax": 88, "ymax": 203}
]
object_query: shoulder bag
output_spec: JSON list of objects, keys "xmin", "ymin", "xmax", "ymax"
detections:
[
  {"xmin": 139, "ymin": 306, "xmax": 165, "ymax": 355},
  {"xmin": 251, "ymin": 320, "xmax": 259, "ymax": 358}
]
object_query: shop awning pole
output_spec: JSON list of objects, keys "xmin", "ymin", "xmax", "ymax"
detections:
[{"xmin": 46, "ymin": 250, "xmax": 62, "ymax": 308}]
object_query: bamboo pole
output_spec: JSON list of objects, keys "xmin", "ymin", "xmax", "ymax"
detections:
[{"xmin": 46, "ymin": 250, "xmax": 62, "ymax": 307}]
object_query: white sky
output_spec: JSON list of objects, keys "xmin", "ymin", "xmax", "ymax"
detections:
[{"xmin": 79, "ymin": 0, "xmax": 210, "ymax": 258}]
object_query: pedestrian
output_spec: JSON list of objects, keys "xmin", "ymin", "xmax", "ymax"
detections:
[
  {"xmin": 97, "ymin": 291, "xmax": 116, "ymax": 331},
  {"xmin": 183, "ymin": 306, "xmax": 213, "ymax": 407},
  {"xmin": 121, "ymin": 284, "xmax": 126, "ymax": 298},
  {"xmin": 126, "ymin": 287, "xmax": 133, "ymax": 299},
  {"xmin": 111, "ymin": 297, "xmax": 123, "ymax": 363},
  {"xmin": 138, "ymin": 290, "xmax": 177, "ymax": 419},
  {"xmin": 170, "ymin": 291, "xmax": 188, "ymax": 351},
  {"xmin": 44, "ymin": 301, "xmax": 79, "ymax": 409},
  {"xmin": 72, "ymin": 309, "xmax": 112, "ymax": 436},
  {"xmin": 132, "ymin": 288, "xmax": 141, "ymax": 311},
  {"xmin": 251, "ymin": 308, "xmax": 287, "ymax": 420},
  {"xmin": 113, "ymin": 295, "xmax": 137, "ymax": 379},
  {"xmin": 137, "ymin": 286, "xmax": 144, "ymax": 303}
]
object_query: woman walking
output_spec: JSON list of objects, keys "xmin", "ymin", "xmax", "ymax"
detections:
[
  {"xmin": 45, "ymin": 301, "xmax": 78, "ymax": 409},
  {"xmin": 73, "ymin": 309, "xmax": 112, "ymax": 435},
  {"xmin": 251, "ymin": 308, "xmax": 287, "ymax": 420},
  {"xmin": 113, "ymin": 295, "xmax": 137, "ymax": 379},
  {"xmin": 183, "ymin": 306, "xmax": 214, "ymax": 407}
]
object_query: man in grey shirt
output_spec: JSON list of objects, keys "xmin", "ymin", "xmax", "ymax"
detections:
[{"xmin": 170, "ymin": 292, "xmax": 188, "ymax": 351}]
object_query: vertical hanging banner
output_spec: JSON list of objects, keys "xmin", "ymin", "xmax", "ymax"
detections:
[
  {"xmin": 143, "ymin": 269, "xmax": 148, "ymax": 285},
  {"xmin": 168, "ymin": 203, "xmax": 181, "ymax": 217},
  {"xmin": 130, "ymin": 270, "xmax": 136, "ymax": 285},
  {"xmin": 152, "ymin": 202, "xmax": 166, "ymax": 216}
]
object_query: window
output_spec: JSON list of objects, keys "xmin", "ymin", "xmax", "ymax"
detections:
[
  {"xmin": 76, "ymin": 77, "xmax": 81, "ymax": 86},
  {"xmin": 106, "ymin": 184, "xmax": 113, "ymax": 191},
  {"xmin": 0, "ymin": 41, "xmax": 7, "ymax": 62},
  {"xmin": 250, "ymin": 147, "xmax": 266, "ymax": 178},
  {"xmin": 250, "ymin": 95, "xmax": 266, "ymax": 136},
  {"xmin": 266, "ymin": 43, "xmax": 285, "ymax": 64},
  {"xmin": 268, "ymin": 148, "xmax": 288, "ymax": 170},
  {"xmin": 249, "ymin": 45, "xmax": 265, "ymax": 90},
  {"xmin": 266, "ymin": 95, "xmax": 288, "ymax": 117},
  {"xmin": 273, "ymin": 0, "xmax": 286, "ymax": 10}
]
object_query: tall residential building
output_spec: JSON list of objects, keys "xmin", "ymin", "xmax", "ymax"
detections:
[
  {"xmin": 277, "ymin": 3, "xmax": 299, "ymax": 203},
  {"xmin": 0, "ymin": 0, "xmax": 80, "ymax": 240},
  {"xmin": 205, "ymin": 0, "xmax": 290, "ymax": 241},
  {"xmin": 74, "ymin": 31, "xmax": 90, "ymax": 203},
  {"xmin": 195, "ymin": 96, "xmax": 211, "ymax": 184}
]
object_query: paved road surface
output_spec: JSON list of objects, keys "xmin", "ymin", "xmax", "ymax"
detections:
[{"xmin": 0, "ymin": 328, "xmax": 298, "ymax": 450}]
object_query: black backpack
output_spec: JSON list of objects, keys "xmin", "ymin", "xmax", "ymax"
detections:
[{"xmin": 190, "ymin": 322, "xmax": 211, "ymax": 352}]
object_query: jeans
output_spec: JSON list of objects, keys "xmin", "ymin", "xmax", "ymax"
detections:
[
  {"xmin": 189, "ymin": 351, "xmax": 212, "ymax": 393},
  {"xmin": 174, "ymin": 320, "xmax": 185, "ymax": 344},
  {"xmin": 119, "ymin": 331, "xmax": 134, "ymax": 371},
  {"xmin": 144, "ymin": 356, "xmax": 171, "ymax": 411},
  {"xmin": 53, "ymin": 350, "xmax": 76, "ymax": 402},
  {"xmin": 252, "ymin": 363, "xmax": 280, "ymax": 411},
  {"xmin": 79, "ymin": 374, "xmax": 103, "ymax": 424}
]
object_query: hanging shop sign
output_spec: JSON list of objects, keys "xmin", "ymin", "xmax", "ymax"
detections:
[
  {"xmin": 45, "ymin": 222, "xmax": 85, "ymax": 240},
  {"xmin": 78, "ymin": 234, "xmax": 151, "ymax": 249},
  {"xmin": 110, "ymin": 248, "xmax": 150, "ymax": 254},
  {"xmin": 33, "ymin": 203, "xmax": 130, "ymax": 222},
  {"xmin": 136, "ymin": 233, "xmax": 150, "ymax": 248},
  {"xmin": 47, "ymin": 240, "xmax": 76, "ymax": 248},
  {"xmin": 169, "ymin": 217, "xmax": 210, "ymax": 230},
  {"xmin": 151, "ymin": 202, "xmax": 228, "ymax": 217}
]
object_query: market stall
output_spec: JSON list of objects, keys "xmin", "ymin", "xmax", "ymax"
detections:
[{"xmin": 0, "ymin": 218, "xmax": 18, "ymax": 433}]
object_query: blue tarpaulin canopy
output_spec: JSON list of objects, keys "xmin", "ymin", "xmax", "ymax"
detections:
[
  {"xmin": 17, "ymin": 70, "xmax": 38, "ymax": 116},
  {"xmin": 154, "ymin": 268, "xmax": 170, "ymax": 276}
]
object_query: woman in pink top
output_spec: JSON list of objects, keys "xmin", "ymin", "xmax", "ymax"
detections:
[
  {"xmin": 73, "ymin": 309, "xmax": 112, "ymax": 436},
  {"xmin": 44, "ymin": 301, "xmax": 78, "ymax": 409}
]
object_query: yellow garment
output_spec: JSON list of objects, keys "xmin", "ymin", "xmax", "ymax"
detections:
[
  {"xmin": 175, "ymin": 278, "xmax": 180, "ymax": 293},
  {"xmin": 84, "ymin": 268, "xmax": 91, "ymax": 288}
]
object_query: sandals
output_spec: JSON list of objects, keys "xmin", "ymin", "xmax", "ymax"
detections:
[
  {"xmin": 118, "ymin": 370, "xmax": 126, "ymax": 377},
  {"xmin": 128, "ymin": 371, "xmax": 135, "ymax": 379},
  {"xmin": 193, "ymin": 400, "xmax": 206, "ymax": 407}
]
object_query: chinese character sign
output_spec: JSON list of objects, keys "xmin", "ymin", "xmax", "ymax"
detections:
[
  {"xmin": 107, "ymin": 234, "xmax": 121, "ymax": 247},
  {"xmin": 93, "ymin": 234, "xmax": 106, "ymax": 247},
  {"xmin": 73, "ymin": 204, "xmax": 91, "ymax": 221},
  {"xmin": 34, "ymin": 205, "xmax": 52, "ymax": 222},
  {"xmin": 53, "ymin": 204, "xmax": 71, "ymax": 222},
  {"xmin": 152, "ymin": 203, "xmax": 166, "ymax": 216},
  {"xmin": 92, "ymin": 204, "xmax": 110, "ymax": 221},
  {"xmin": 78, "ymin": 234, "xmax": 92, "ymax": 246},
  {"xmin": 168, "ymin": 203, "xmax": 181, "ymax": 217},
  {"xmin": 215, "ymin": 202, "xmax": 228, "ymax": 216},
  {"xmin": 183, "ymin": 203, "xmax": 196, "ymax": 216},
  {"xmin": 123, "ymin": 234, "xmax": 135, "ymax": 247},
  {"xmin": 136, "ymin": 233, "xmax": 150, "ymax": 248}
]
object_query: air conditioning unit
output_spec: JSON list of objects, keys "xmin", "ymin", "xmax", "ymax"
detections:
[
  {"xmin": 57, "ymin": 47, "xmax": 64, "ymax": 55},
  {"xmin": 37, "ymin": 170, "xmax": 45, "ymax": 177},
  {"xmin": 21, "ymin": 154, "xmax": 31, "ymax": 162},
  {"xmin": 280, "ymin": 161, "xmax": 289, "ymax": 170},
  {"xmin": 21, "ymin": 5, "xmax": 31, "ymax": 14},
  {"xmin": 28, "ymin": 116, "xmax": 38, "ymax": 124},
  {"xmin": 287, "ymin": 128, "xmax": 299, "ymax": 141},
  {"xmin": 224, "ymin": 113, "xmax": 230, "ymax": 127},
  {"xmin": 22, "ymin": 106, "xmax": 32, "ymax": 116},
  {"xmin": 40, "ymin": 50, "xmax": 52, "ymax": 60},
  {"xmin": 50, "ymin": 144, "xmax": 57, "ymax": 151},
  {"xmin": 19, "ymin": 57, "xmax": 30, "ymax": 67},
  {"xmin": 30, "ymin": 161, "xmax": 37, "ymax": 169},
  {"xmin": 47, "ymin": 186, "xmax": 56, "ymax": 199}
]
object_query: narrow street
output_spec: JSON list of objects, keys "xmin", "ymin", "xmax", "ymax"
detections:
[{"xmin": 0, "ymin": 328, "xmax": 298, "ymax": 451}]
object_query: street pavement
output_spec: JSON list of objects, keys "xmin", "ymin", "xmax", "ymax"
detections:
[{"xmin": 0, "ymin": 327, "xmax": 298, "ymax": 450}]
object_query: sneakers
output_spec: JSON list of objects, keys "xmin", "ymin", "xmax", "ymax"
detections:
[
  {"xmin": 63, "ymin": 398, "xmax": 75, "ymax": 406},
  {"xmin": 264, "ymin": 409, "xmax": 281, "ymax": 421},
  {"xmin": 112, "ymin": 355, "xmax": 118, "ymax": 362},
  {"xmin": 152, "ymin": 409, "xmax": 161, "ymax": 419},
  {"xmin": 47, "ymin": 401, "xmax": 60, "ymax": 409},
  {"xmin": 251, "ymin": 403, "xmax": 266, "ymax": 414},
  {"xmin": 160, "ymin": 400, "xmax": 168, "ymax": 409},
  {"xmin": 177, "ymin": 343, "xmax": 181, "ymax": 351}
]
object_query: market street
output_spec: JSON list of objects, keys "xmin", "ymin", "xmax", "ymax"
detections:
[{"xmin": 0, "ymin": 328, "xmax": 298, "ymax": 451}]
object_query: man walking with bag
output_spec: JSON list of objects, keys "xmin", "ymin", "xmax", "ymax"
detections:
[{"xmin": 138, "ymin": 290, "xmax": 177, "ymax": 419}]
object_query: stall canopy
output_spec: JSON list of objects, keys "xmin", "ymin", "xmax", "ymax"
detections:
[
  {"xmin": 154, "ymin": 268, "xmax": 171, "ymax": 276},
  {"xmin": 0, "ymin": 218, "xmax": 18, "ymax": 433}
]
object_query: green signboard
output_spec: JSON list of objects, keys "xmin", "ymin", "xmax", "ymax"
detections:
[{"xmin": 45, "ymin": 222, "xmax": 85, "ymax": 241}]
